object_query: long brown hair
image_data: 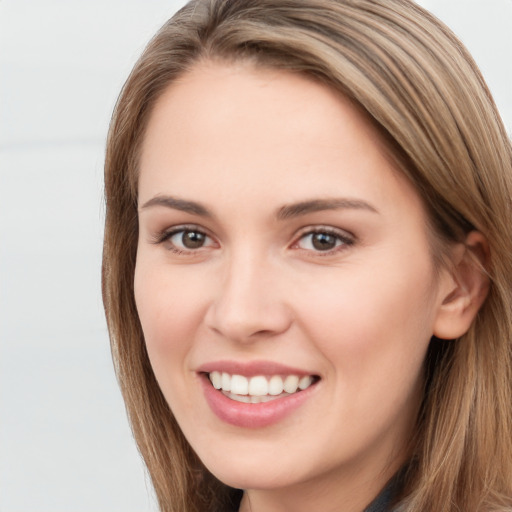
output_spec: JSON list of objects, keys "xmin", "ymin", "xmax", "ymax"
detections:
[{"xmin": 102, "ymin": 1, "xmax": 512, "ymax": 510}]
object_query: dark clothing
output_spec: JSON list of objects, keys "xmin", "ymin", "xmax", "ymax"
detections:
[
  {"xmin": 363, "ymin": 467, "xmax": 406, "ymax": 512},
  {"xmin": 363, "ymin": 481, "xmax": 397, "ymax": 512}
]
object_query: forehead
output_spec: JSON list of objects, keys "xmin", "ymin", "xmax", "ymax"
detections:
[{"xmin": 138, "ymin": 60, "xmax": 419, "ymax": 218}]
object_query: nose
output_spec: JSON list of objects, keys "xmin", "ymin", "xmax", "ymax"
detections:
[{"xmin": 204, "ymin": 250, "xmax": 292, "ymax": 343}]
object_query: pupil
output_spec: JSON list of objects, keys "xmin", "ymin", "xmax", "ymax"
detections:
[
  {"xmin": 182, "ymin": 231, "xmax": 205, "ymax": 249},
  {"xmin": 312, "ymin": 233, "xmax": 336, "ymax": 251}
]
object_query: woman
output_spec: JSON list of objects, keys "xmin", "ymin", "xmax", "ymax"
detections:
[{"xmin": 102, "ymin": 1, "xmax": 512, "ymax": 511}]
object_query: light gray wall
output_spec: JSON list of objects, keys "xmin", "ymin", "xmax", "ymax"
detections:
[
  {"xmin": 419, "ymin": 0, "xmax": 512, "ymax": 134},
  {"xmin": 0, "ymin": 2, "xmax": 510, "ymax": 511},
  {"xmin": 1, "ymin": 3, "xmax": 188, "ymax": 511}
]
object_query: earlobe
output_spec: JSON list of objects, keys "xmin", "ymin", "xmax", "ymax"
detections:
[{"xmin": 433, "ymin": 231, "xmax": 490, "ymax": 340}]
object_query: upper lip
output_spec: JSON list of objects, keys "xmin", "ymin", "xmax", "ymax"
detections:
[{"xmin": 196, "ymin": 360, "xmax": 318, "ymax": 378}]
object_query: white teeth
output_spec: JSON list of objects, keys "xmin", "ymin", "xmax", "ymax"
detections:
[
  {"xmin": 221, "ymin": 372, "xmax": 231, "ymax": 392},
  {"xmin": 210, "ymin": 371, "xmax": 222, "ymax": 389},
  {"xmin": 230, "ymin": 393, "xmax": 251, "ymax": 403},
  {"xmin": 225, "ymin": 392, "xmax": 289, "ymax": 404},
  {"xmin": 248, "ymin": 376, "xmax": 268, "ymax": 396},
  {"xmin": 299, "ymin": 375, "xmax": 313, "ymax": 390},
  {"xmin": 283, "ymin": 375, "xmax": 299, "ymax": 393},
  {"xmin": 268, "ymin": 375, "xmax": 284, "ymax": 395},
  {"xmin": 208, "ymin": 372, "xmax": 316, "ymax": 399},
  {"xmin": 230, "ymin": 374, "xmax": 249, "ymax": 395}
]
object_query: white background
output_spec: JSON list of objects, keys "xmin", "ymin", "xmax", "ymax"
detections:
[{"xmin": 0, "ymin": 1, "xmax": 510, "ymax": 511}]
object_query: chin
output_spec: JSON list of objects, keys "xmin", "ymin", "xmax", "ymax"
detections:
[
  {"xmin": 212, "ymin": 467, "xmax": 301, "ymax": 492},
  {"xmin": 200, "ymin": 450, "xmax": 308, "ymax": 491}
]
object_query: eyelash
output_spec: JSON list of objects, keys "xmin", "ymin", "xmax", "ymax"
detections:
[
  {"xmin": 151, "ymin": 225, "xmax": 355, "ymax": 256},
  {"xmin": 292, "ymin": 226, "xmax": 355, "ymax": 256},
  {"xmin": 150, "ymin": 225, "xmax": 215, "ymax": 255}
]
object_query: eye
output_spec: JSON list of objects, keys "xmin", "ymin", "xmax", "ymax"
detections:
[
  {"xmin": 153, "ymin": 226, "xmax": 217, "ymax": 253},
  {"xmin": 294, "ymin": 228, "xmax": 354, "ymax": 253},
  {"xmin": 170, "ymin": 229, "xmax": 210, "ymax": 250}
]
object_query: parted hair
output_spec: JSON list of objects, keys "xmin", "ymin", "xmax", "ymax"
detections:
[{"xmin": 102, "ymin": 1, "xmax": 512, "ymax": 510}]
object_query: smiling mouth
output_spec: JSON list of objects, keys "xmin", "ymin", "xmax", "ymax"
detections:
[{"xmin": 207, "ymin": 371, "xmax": 320, "ymax": 404}]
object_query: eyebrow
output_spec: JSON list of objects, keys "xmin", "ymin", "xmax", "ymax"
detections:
[
  {"xmin": 139, "ymin": 195, "xmax": 378, "ymax": 219},
  {"xmin": 276, "ymin": 198, "xmax": 378, "ymax": 220},
  {"xmin": 140, "ymin": 195, "xmax": 212, "ymax": 217}
]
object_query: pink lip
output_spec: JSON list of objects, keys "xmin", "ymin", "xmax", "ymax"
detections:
[
  {"xmin": 197, "ymin": 359, "xmax": 315, "ymax": 377},
  {"xmin": 197, "ymin": 361, "xmax": 319, "ymax": 429}
]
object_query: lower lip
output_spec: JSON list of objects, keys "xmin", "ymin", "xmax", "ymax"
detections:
[{"xmin": 200, "ymin": 374, "xmax": 318, "ymax": 428}]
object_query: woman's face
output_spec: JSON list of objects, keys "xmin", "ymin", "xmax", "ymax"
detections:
[{"xmin": 135, "ymin": 62, "xmax": 453, "ymax": 503}]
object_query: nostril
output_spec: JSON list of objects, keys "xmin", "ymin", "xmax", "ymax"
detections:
[
  {"xmin": 205, "ymin": 307, "xmax": 292, "ymax": 343},
  {"xmin": 203, "ymin": 267, "xmax": 293, "ymax": 342}
]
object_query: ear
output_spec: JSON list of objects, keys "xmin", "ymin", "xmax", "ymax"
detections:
[{"xmin": 433, "ymin": 231, "xmax": 490, "ymax": 340}]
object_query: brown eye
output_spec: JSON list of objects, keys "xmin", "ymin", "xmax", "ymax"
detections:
[
  {"xmin": 295, "ymin": 229, "xmax": 353, "ymax": 253},
  {"xmin": 311, "ymin": 233, "xmax": 337, "ymax": 251},
  {"xmin": 181, "ymin": 230, "xmax": 206, "ymax": 249},
  {"xmin": 165, "ymin": 229, "xmax": 215, "ymax": 252}
]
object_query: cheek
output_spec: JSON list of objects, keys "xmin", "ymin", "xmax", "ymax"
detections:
[
  {"xmin": 134, "ymin": 260, "xmax": 207, "ymax": 372},
  {"xmin": 133, "ymin": 260, "xmax": 213, "ymax": 431},
  {"xmin": 293, "ymin": 257, "xmax": 436, "ymax": 390},
  {"xmin": 295, "ymin": 276, "xmax": 434, "ymax": 458}
]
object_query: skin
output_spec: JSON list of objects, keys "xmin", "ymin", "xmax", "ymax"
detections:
[{"xmin": 134, "ymin": 61, "xmax": 475, "ymax": 512}]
